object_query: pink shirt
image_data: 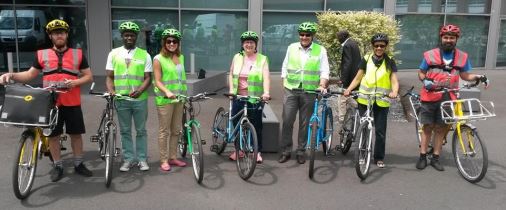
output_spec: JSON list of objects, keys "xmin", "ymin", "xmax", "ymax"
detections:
[{"xmin": 237, "ymin": 54, "xmax": 256, "ymax": 95}]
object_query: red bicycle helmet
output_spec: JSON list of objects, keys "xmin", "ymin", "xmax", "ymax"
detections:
[{"xmin": 440, "ymin": 24, "xmax": 461, "ymax": 37}]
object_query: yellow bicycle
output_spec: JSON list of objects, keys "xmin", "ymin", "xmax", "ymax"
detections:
[
  {"xmin": 436, "ymin": 82, "xmax": 495, "ymax": 183},
  {"xmin": 0, "ymin": 84, "xmax": 62, "ymax": 199}
]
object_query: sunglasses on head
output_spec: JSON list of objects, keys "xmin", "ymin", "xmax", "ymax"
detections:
[
  {"xmin": 299, "ymin": 33, "xmax": 312, "ymax": 37},
  {"xmin": 166, "ymin": 39, "xmax": 179, "ymax": 44},
  {"xmin": 373, "ymin": 44, "xmax": 386, "ymax": 49}
]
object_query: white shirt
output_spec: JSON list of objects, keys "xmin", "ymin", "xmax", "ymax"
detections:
[
  {"xmin": 281, "ymin": 42, "xmax": 330, "ymax": 80},
  {"xmin": 105, "ymin": 47, "xmax": 152, "ymax": 72}
]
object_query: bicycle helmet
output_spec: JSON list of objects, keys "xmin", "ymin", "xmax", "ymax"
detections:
[
  {"xmin": 370, "ymin": 33, "xmax": 389, "ymax": 45},
  {"xmin": 440, "ymin": 24, "xmax": 461, "ymax": 38},
  {"xmin": 161, "ymin": 28, "xmax": 182, "ymax": 40},
  {"xmin": 46, "ymin": 19, "xmax": 69, "ymax": 33},
  {"xmin": 298, "ymin": 22, "xmax": 317, "ymax": 34},
  {"xmin": 119, "ymin": 21, "xmax": 140, "ymax": 34},
  {"xmin": 240, "ymin": 31, "xmax": 259, "ymax": 42}
]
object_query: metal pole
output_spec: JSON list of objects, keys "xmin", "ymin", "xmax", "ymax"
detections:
[
  {"xmin": 443, "ymin": 0, "xmax": 448, "ymax": 25},
  {"xmin": 13, "ymin": 0, "xmax": 20, "ymax": 72}
]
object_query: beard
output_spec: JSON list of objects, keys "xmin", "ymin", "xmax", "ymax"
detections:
[{"xmin": 441, "ymin": 42, "xmax": 456, "ymax": 52}]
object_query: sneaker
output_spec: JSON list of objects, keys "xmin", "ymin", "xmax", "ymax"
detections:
[
  {"xmin": 50, "ymin": 165, "xmax": 64, "ymax": 182},
  {"xmin": 168, "ymin": 159, "xmax": 187, "ymax": 167},
  {"xmin": 256, "ymin": 152, "xmax": 263, "ymax": 164},
  {"xmin": 138, "ymin": 161, "xmax": 150, "ymax": 171},
  {"xmin": 430, "ymin": 157, "xmax": 445, "ymax": 171},
  {"xmin": 376, "ymin": 160, "xmax": 385, "ymax": 168},
  {"xmin": 416, "ymin": 157, "xmax": 427, "ymax": 170},
  {"xmin": 228, "ymin": 151, "xmax": 245, "ymax": 161},
  {"xmin": 120, "ymin": 161, "xmax": 131, "ymax": 172},
  {"xmin": 74, "ymin": 163, "xmax": 93, "ymax": 177}
]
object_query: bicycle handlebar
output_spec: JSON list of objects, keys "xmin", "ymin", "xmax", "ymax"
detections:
[{"xmin": 176, "ymin": 92, "xmax": 216, "ymax": 102}]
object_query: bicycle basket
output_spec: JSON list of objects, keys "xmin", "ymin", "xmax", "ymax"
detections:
[
  {"xmin": 0, "ymin": 85, "xmax": 57, "ymax": 127},
  {"xmin": 440, "ymin": 98, "xmax": 495, "ymax": 124}
]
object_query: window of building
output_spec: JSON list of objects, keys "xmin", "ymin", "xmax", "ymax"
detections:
[
  {"xmin": 111, "ymin": 0, "xmax": 177, "ymax": 7},
  {"xmin": 326, "ymin": 0, "xmax": 383, "ymax": 12},
  {"xmin": 181, "ymin": 0, "xmax": 247, "ymax": 9},
  {"xmin": 262, "ymin": 12, "xmax": 318, "ymax": 71},
  {"xmin": 264, "ymin": 0, "xmax": 324, "ymax": 11}
]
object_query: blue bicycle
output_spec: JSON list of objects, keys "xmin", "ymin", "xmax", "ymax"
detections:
[
  {"xmin": 304, "ymin": 89, "xmax": 340, "ymax": 179},
  {"xmin": 211, "ymin": 94, "xmax": 261, "ymax": 180}
]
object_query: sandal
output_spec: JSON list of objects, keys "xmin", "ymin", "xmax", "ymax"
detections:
[
  {"xmin": 376, "ymin": 160, "xmax": 385, "ymax": 168},
  {"xmin": 160, "ymin": 162, "xmax": 171, "ymax": 171}
]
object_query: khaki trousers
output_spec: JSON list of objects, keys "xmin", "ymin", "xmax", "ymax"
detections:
[{"xmin": 156, "ymin": 102, "xmax": 184, "ymax": 162}]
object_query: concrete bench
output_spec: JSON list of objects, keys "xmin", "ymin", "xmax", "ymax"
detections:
[
  {"xmin": 261, "ymin": 103, "xmax": 280, "ymax": 153},
  {"xmin": 186, "ymin": 71, "xmax": 227, "ymax": 96}
]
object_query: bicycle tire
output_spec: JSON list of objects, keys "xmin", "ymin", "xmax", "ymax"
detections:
[
  {"xmin": 104, "ymin": 124, "xmax": 116, "ymax": 188},
  {"xmin": 452, "ymin": 124, "xmax": 488, "ymax": 183},
  {"xmin": 190, "ymin": 123, "xmax": 204, "ymax": 183},
  {"xmin": 178, "ymin": 112, "xmax": 188, "ymax": 158},
  {"xmin": 211, "ymin": 107, "xmax": 228, "ymax": 155},
  {"xmin": 308, "ymin": 122, "xmax": 318, "ymax": 179},
  {"xmin": 340, "ymin": 107, "xmax": 355, "ymax": 155},
  {"xmin": 12, "ymin": 130, "xmax": 38, "ymax": 199},
  {"xmin": 322, "ymin": 108, "xmax": 333, "ymax": 156},
  {"xmin": 236, "ymin": 121, "xmax": 258, "ymax": 180},
  {"xmin": 355, "ymin": 122, "xmax": 373, "ymax": 180}
]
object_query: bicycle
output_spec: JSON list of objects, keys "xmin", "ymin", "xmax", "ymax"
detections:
[
  {"xmin": 429, "ymin": 81, "xmax": 494, "ymax": 183},
  {"xmin": 1, "ymin": 84, "xmax": 64, "ymax": 199},
  {"xmin": 89, "ymin": 82, "xmax": 128, "ymax": 188},
  {"xmin": 337, "ymin": 96, "xmax": 359, "ymax": 155},
  {"xmin": 301, "ymin": 89, "xmax": 338, "ymax": 179},
  {"xmin": 353, "ymin": 91, "xmax": 391, "ymax": 180},
  {"xmin": 210, "ymin": 94, "xmax": 261, "ymax": 180},
  {"xmin": 175, "ymin": 92, "xmax": 216, "ymax": 183}
]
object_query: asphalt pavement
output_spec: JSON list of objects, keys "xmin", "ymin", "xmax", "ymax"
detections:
[{"xmin": 1, "ymin": 70, "xmax": 505, "ymax": 210}]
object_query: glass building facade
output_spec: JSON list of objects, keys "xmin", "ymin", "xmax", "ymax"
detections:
[{"xmin": 0, "ymin": 0, "xmax": 504, "ymax": 74}]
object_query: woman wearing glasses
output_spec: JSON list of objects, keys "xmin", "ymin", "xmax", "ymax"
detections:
[
  {"xmin": 153, "ymin": 28, "xmax": 188, "ymax": 171},
  {"xmin": 343, "ymin": 33, "xmax": 399, "ymax": 168}
]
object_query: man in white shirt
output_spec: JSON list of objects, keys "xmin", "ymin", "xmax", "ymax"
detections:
[
  {"xmin": 105, "ymin": 21, "xmax": 152, "ymax": 172},
  {"xmin": 278, "ymin": 22, "xmax": 330, "ymax": 164}
]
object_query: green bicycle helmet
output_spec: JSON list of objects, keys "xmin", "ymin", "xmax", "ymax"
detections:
[
  {"xmin": 162, "ymin": 28, "xmax": 182, "ymax": 40},
  {"xmin": 240, "ymin": 31, "xmax": 259, "ymax": 42},
  {"xmin": 119, "ymin": 21, "xmax": 140, "ymax": 34},
  {"xmin": 298, "ymin": 22, "xmax": 317, "ymax": 34}
]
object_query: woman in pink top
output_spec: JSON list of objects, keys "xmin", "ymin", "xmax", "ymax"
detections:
[{"xmin": 227, "ymin": 31, "xmax": 271, "ymax": 163}]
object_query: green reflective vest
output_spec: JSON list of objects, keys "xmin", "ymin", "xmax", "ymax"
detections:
[
  {"xmin": 231, "ymin": 53, "xmax": 267, "ymax": 98},
  {"xmin": 153, "ymin": 55, "xmax": 187, "ymax": 105},
  {"xmin": 357, "ymin": 54, "xmax": 392, "ymax": 107},
  {"xmin": 284, "ymin": 42, "xmax": 321, "ymax": 91},
  {"xmin": 112, "ymin": 47, "xmax": 149, "ymax": 100}
]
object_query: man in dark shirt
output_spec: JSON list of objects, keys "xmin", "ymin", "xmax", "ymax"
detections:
[{"xmin": 336, "ymin": 30, "xmax": 361, "ymax": 122}]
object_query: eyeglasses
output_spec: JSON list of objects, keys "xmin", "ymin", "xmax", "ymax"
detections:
[
  {"xmin": 299, "ymin": 33, "xmax": 312, "ymax": 37},
  {"xmin": 166, "ymin": 40, "xmax": 179, "ymax": 44},
  {"xmin": 373, "ymin": 44, "xmax": 386, "ymax": 49}
]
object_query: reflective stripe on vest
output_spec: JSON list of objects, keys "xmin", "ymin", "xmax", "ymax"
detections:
[
  {"xmin": 154, "ymin": 54, "xmax": 187, "ymax": 106},
  {"xmin": 356, "ymin": 54, "xmax": 392, "ymax": 107},
  {"xmin": 38, "ymin": 48, "xmax": 82, "ymax": 106},
  {"xmin": 420, "ymin": 48, "xmax": 467, "ymax": 102},
  {"xmin": 39, "ymin": 49, "xmax": 81, "ymax": 76},
  {"xmin": 112, "ymin": 47, "xmax": 149, "ymax": 100},
  {"xmin": 284, "ymin": 42, "xmax": 321, "ymax": 91},
  {"xmin": 231, "ymin": 53, "xmax": 267, "ymax": 97}
]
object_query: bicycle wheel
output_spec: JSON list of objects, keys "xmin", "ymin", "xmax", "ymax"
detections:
[
  {"xmin": 104, "ymin": 124, "xmax": 116, "ymax": 188},
  {"xmin": 236, "ymin": 121, "xmax": 258, "ymax": 180},
  {"xmin": 12, "ymin": 130, "xmax": 38, "ymax": 199},
  {"xmin": 355, "ymin": 122, "xmax": 373, "ymax": 180},
  {"xmin": 339, "ymin": 107, "xmax": 355, "ymax": 155},
  {"xmin": 452, "ymin": 124, "xmax": 488, "ymax": 183},
  {"xmin": 308, "ymin": 122, "xmax": 318, "ymax": 179},
  {"xmin": 322, "ymin": 108, "xmax": 333, "ymax": 156},
  {"xmin": 178, "ymin": 112, "xmax": 188, "ymax": 158},
  {"xmin": 211, "ymin": 107, "xmax": 228, "ymax": 155},
  {"xmin": 190, "ymin": 123, "xmax": 204, "ymax": 183}
]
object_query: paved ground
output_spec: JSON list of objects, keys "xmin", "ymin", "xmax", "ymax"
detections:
[{"xmin": 0, "ymin": 70, "xmax": 505, "ymax": 210}]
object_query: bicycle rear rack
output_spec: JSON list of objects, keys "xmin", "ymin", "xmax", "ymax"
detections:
[{"xmin": 440, "ymin": 98, "xmax": 496, "ymax": 124}]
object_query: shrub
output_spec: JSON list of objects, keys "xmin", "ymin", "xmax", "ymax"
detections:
[{"xmin": 316, "ymin": 11, "xmax": 401, "ymax": 77}]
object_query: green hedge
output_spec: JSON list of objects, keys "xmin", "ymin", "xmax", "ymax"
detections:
[{"xmin": 316, "ymin": 11, "xmax": 401, "ymax": 77}]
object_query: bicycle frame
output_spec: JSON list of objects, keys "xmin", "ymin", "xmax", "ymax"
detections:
[{"xmin": 305, "ymin": 94, "xmax": 332, "ymax": 150}]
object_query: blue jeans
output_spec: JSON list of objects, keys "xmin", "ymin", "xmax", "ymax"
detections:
[{"xmin": 115, "ymin": 99, "xmax": 148, "ymax": 162}]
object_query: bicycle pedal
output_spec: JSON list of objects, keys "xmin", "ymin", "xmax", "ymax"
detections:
[
  {"xmin": 201, "ymin": 139, "xmax": 207, "ymax": 145},
  {"xmin": 90, "ymin": 135, "xmax": 100, "ymax": 142}
]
